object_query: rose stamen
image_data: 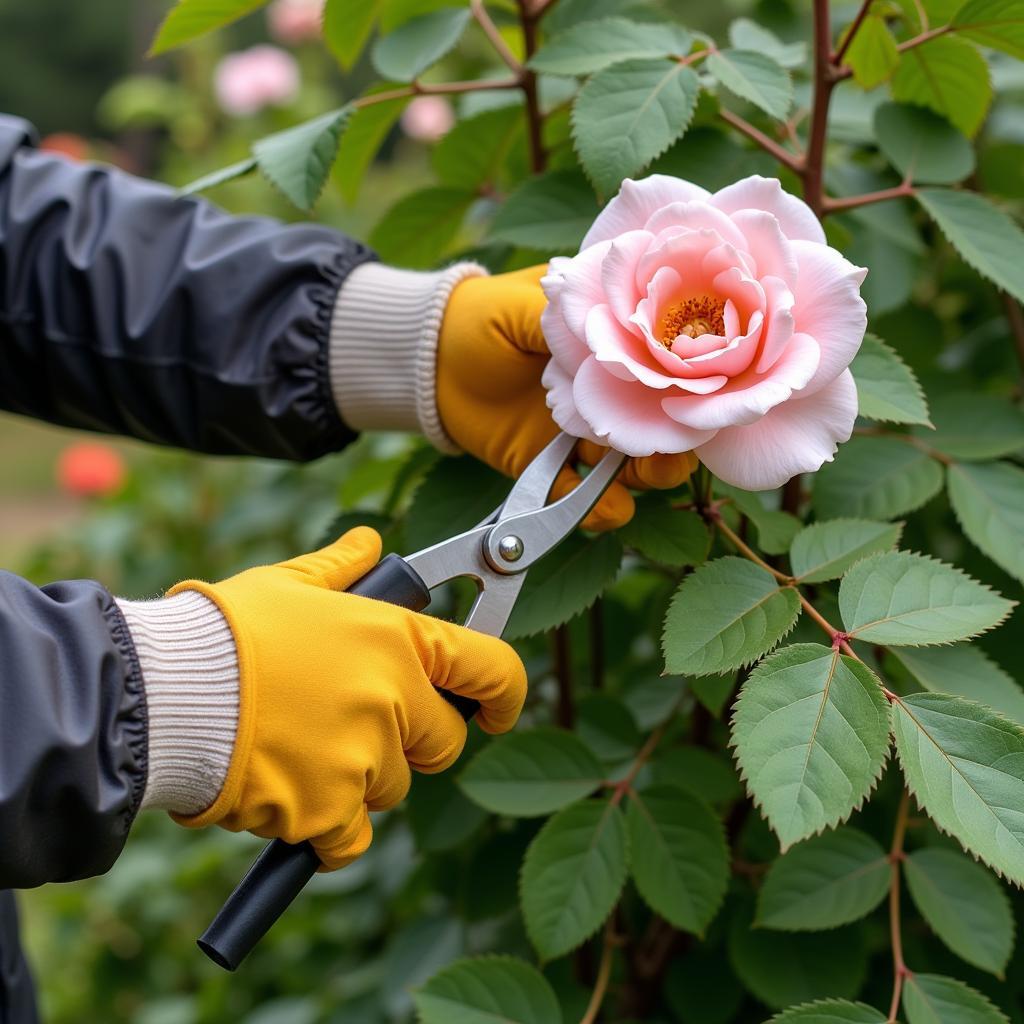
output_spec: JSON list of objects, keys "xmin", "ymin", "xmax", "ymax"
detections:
[{"xmin": 659, "ymin": 295, "xmax": 726, "ymax": 347}]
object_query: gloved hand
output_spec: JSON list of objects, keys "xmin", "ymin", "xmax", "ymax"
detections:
[
  {"xmin": 436, "ymin": 266, "xmax": 698, "ymax": 531},
  {"xmin": 167, "ymin": 527, "xmax": 526, "ymax": 870}
]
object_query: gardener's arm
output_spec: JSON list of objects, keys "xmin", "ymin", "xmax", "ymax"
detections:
[
  {"xmin": 0, "ymin": 528, "xmax": 525, "ymax": 888},
  {"xmin": 0, "ymin": 115, "xmax": 694, "ymax": 526}
]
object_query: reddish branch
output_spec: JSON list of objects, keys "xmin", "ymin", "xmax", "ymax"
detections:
[
  {"xmin": 887, "ymin": 790, "xmax": 912, "ymax": 1022},
  {"xmin": 831, "ymin": 0, "xmax": 874, "ymax": 65},
  {"xmin": 516, "ymin": 0, "xmax": 547, "ymax": 172}
]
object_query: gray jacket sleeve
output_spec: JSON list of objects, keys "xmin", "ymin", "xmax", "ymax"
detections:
[
  {"xmin": 0, "ymin": 572, "xmax": 146, "ymax": 889},
  {"xmin": 0, "ymin": 113, "xmax": 376, "ymax": 460}
]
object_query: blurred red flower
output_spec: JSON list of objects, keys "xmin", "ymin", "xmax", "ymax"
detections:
[
  {"xmin": 57, "ymin": 442, "xmax": 126, "ymax": 498},
  {"xmin": 40, "ymin": 133, "xmax": 89, "ymax": 162}
]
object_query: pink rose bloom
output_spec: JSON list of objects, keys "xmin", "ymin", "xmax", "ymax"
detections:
[
  {"xmin": 401, "ymin": 96, "xmax": 455, "ymax": 142},
  {"xmin": 214, "ymin": 45, "xmax": 300, "ymax": 117},
  {"xmin": 267, "ymin": 0, "xmax": 323, "ymax": 44},
  {"xmin": 542, "ymin": 175, "xmax": 867, "ymax": 490}
]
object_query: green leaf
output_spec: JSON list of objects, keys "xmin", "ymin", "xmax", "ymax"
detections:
[
  {"xmin": 917, "ymin": 189, "xmax": 1024, "ymax": 303},
  {"xmin": 433, "ymin": 106, "xmax": 524, "ymax": 190},
  {"xmin": 756, "ymin": 827, "xmax": 890, "ymax": 931},
  {"xmin": 179, "ymin": 158, "xmax": 257, "ymax": 195},
  {"xmin": 334, "ymin": 93, "xmax": 410, "ymax": 205},
  {"xmin": 892, "ymin": 692, "xmax": 1024, "ymax": 886},
  {"xmin": 874, "ymin": 103, "xmax": 974, "ymax": 186},
  {"xmin": 843, "ymin": 14, "xmax": 900, "ymax": 89},
  {"xmin": 506, "ymin": 531, "xmax": 623, "ymax": 639},
  {"xmin": 768, "ymin": 1000, "xmax": 887, "ymax": 1023},
  {"xmin": 839, "ymin": 551, "xmax": 1014, "ymax": 646},
  {"xmin": 892, "ymin": 36, "xmax": 992, "ymax": 137},
  {"xmin": 728, "ymin": 18, "xmax": 806, "ymax": 69},
  {"xmin": 520, "ymin": 799, "xmax": 628, "ymax": 960},
  {"xmin": 812, "ymin": 436, "xmax": 943, "ymax": 521},
  {"xmin": 707, "ymin": 49, "xmax": 793, "ymax": 119},
  {"xmin": 892, "ymin": 645, "xmax": 1024, "ymax": 725},
  {"xmin": 729, "ymin": 916, "xmax": 868, "ymax": 1010},
  {"xmin": 323, "ymin": 0, "xmax": 383, "ymax": 71},
  {"xmin": 617, "ymin": 495, "xmax": 710, "ymax": 567},
  {"xmin": 918, "ymin": 392, "xmax": 1024, "ymax": 460},
  {"xmin": 902, "ymin": 974, "xmax": 1009, "ymax": 1024},
  {"xmin": 904, "ymin": 848, "xmax": 1013, "ymax": 975},
  {"xmin": 528, "ymin": 16, "xmax": 691, "ymax": 75},
  {"xmin": 371, "ymin": 7, "xmax": 471, "ymax": 82},
  {"xmin": 653, "ymin": 746, "xmax": 743, "ymax": 806},
  {"xmin": 949, "ymin": 461, "xmax": 1024, "ymax": 583},
  {"xmin": 253, "ymin": 107, "xmax": 352, "ymax": 211},
  {"xmin": 849, "ymin": 333, "xmax": 931, "ymax": 426},
  {"xmin": 953, "ymin": 0, "xmax": 1024, "ymax": 60},
  {"xmin": 662, "ymin": 557, "xmax": 801, "ymax": 677},
  {"xmin": 457, "ymin": 728, "xmax": 604, "ymax": 817},
  {"xmin": 577, "ymin": 695, "xmax": 641, "ymax": 766},
  {"xmin": 691, "ymin": 673, "xmax": 737, "ymax": 718},
  {"xmin": 150, "ymin": 0, "xmax": 267, "ymax": 54},
  {"xmin": 790, "ymin": 519, "xmax": 903, "ymax": 584},
  {"xmin": 490, "ymin": 170, "xmax": 601, "ymax": 252},
  {"xmin": 406, "ymin": 770, "xmax": 487, "ymax": 852},
  {"xmin": 414, "ymin": 955, "xmax": 563, "ymax": 1024},
  {"xmin": 731, "ymin": 644, "xmax": 891, "ymax": 850},
  {"xmin": 716, "ymin": 483, "xmax": 804, "ymax": 555},
  {"xmin": 406, "ymin": 457, "xmax": 509, "ymax": 551},
  {"xmin": 627, "ymin": 785, "xmax": 729, "ymax": 935},
  {"xmin": 572, "ymin": 59, "xmax": 700, "ymax": 196},
  {"xmin": 368, "ymin": 186, "xmax": 475, "ymax": 268}
]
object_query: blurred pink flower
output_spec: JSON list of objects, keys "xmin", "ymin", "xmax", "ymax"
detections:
[
  {"xmin": 267, "ymin": 0, "xmax": 324, "ymax": 44},
  {"xmin": 214, "ymin": 45, "xmax": 300, "ymax": 117},
  {"xmin": 400, "ymin": 97, "xmax": 455, "ymax": 142},
  {"xmin": 40, "ymin": 132, "xmax": 89, "ymax": 161}
]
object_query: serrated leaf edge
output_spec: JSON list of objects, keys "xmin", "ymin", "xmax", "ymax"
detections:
[
  {"xmin": 854, "ymin": 333, "xmax": 933, "ymax": 427},
  {"xmin": 840, "ymin": 549, "xmax": 1016, "ymax": 646},
  {"xmin": 766, "ymin": 998, "xmax": 887, "ymax": 1023}
]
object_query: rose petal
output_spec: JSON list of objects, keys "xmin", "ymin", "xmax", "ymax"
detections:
[
  {"xmin": 663, "ymin": 331, "xmax": 820, "ymax": 429},
  {"xmin": 547, "ymin": 241, "xmax": 613, "ymax": 338},
  {"xmin": 729, "ymin": 209, "xmax": 799, "ymax": 287},
  {"xmin": 582, "ymin": 175, "xmax": 711, "ymax": 249},
  {"xmin": 636, "ymin": 229, "xmax": 728, "ymax": 296},
  {"xmin": 790, "ymin": 239, "xmax": 868, "ymax": 394},
  {"xmin": 543, "ymin": 359, "xmax": 600, "ymax": 441},
  {"xmin": 675, "ymin": 310, "xmax": 763, "ymax": 379},
  {"xmin": 601, "ymin": 230, "xmax": 653, "ymax": 330},
  {"xmin": 588, "ymin": 304, "xmax": 727, "ymax": 392},
  {"xmin": 540, "ymin": 294, "xmax": 589, "ymax": 374},
  {"xmin": 711, "ymin": 176, "xmax": 826, "ymax": 245},
  {"xmin": 572, "ymin": 356, "xmax": 717, "ymax": 456},
  {"xmin": 694, "ymin": 369, "xmax": 858, "ymax": 489},
  {"xmin": 643, "ymin": 201, "xmax": 749, "ymax": 251},
  {"xmin": 754, "ymin": 275, "xmax": 796, "ymax": 374}
]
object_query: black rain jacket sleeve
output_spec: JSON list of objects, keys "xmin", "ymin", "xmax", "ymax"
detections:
[
  {"xmin": 0, "ymin": 113, "xmax": 375, "ymax": 459},
  {"xmin": 0, "ymin": 112, "xmax": 381, "ymax": 1007}
]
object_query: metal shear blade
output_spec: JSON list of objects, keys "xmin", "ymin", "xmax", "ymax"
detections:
[{"xmin": 405, "ymin": 432, "xmax": 625, "ymax": 638}]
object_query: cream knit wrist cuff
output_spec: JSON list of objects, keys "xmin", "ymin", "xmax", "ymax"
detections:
[
  {"xmin": 117, "ymin": 592, "xmax": 239, "ymax": 816},
  {"xmin": 328, "ymin": 261, "xmax": 487, "ymax": 452}
]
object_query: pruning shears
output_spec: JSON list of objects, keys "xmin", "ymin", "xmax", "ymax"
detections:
[{"xmin": 198, "ymin": 431, "xmax": 627, "ymax": 970}]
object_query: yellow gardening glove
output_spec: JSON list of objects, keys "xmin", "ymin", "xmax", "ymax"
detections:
[
  {"xmin": 436, "ymin": 266, "xmax": 699, "ymax": 531},
  {"xmin": 167, "ymin": 526, "xmax": 526, "ymax": 870}
]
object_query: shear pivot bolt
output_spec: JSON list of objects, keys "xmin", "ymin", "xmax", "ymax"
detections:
[{"xmin": 498, "ymin": 535, "xmax": 525, "ymax": 562}]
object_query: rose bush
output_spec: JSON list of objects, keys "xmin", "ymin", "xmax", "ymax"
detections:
[
  {"xmin": 22, "ymin": 1, "xmax": 1024, "ymax": 1022},
  {"xmin": 542, "ymin": 174, "xmax": 867, "ymax": 489}
]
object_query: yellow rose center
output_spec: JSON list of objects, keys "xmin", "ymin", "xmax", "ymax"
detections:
[{"xmin": 659, "ymin": 296, "xmax": 726, "ymax": 346}]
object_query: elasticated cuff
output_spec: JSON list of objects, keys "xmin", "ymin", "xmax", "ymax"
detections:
[
  {"xmin": 328, "ymin": 261, "xmax": 487, "ymax": 452},
  {"xmin": 117, "ymin": 592, "xmax": 239, "ymax": 816}
]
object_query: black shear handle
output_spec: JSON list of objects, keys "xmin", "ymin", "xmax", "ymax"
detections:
[{"xmin": 197, "ymin": 553, "xmax": 479, "ymax": 971}]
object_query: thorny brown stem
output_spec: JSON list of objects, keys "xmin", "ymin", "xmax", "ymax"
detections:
[
  {"xmin": 887, "ymin": 790, "xmax": 912, "ymax": 1022},
  {"xmin": 711, "ymin": 513, "xmax": 793, "ymax": 583},
  {"xmin": 516, "ymin": 0, "xmax": 547, "ymax": 172},
  {"xmin": 719, "ymin": 109, "xmax": 804, "ymax": 173},
  {"xmin": 553, "ymin": 624, "xmax": 574, "ymax": 727},
  {"xmin": 823, "ymin": 181, "xmax": 915, "ymax": 213}
]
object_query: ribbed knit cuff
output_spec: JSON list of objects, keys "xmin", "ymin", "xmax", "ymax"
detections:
[
  {"xmin": 328, "ymin": 261, "xmax": 488, "ymax": 452},
  {"xmin": 117, "ymin": 592, "xmax": 240, "ymax": 816}
]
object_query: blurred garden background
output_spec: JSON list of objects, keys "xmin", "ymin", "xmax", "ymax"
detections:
[{"xmin": 5, "ymin": 0, "xmax": 1024, "ymax": 1022}]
